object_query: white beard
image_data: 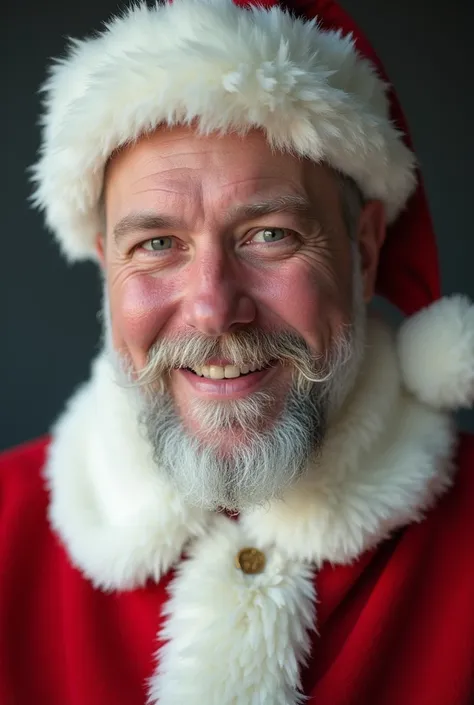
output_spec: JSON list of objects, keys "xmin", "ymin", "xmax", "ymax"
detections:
[{"xmin": 102, "ymin": 257, "xmax": 366, "ymax": 512}]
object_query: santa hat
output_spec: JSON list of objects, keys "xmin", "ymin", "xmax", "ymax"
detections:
[{"xmin": 31, "ymin": 0, "xmax": 474, "ymax": 411}]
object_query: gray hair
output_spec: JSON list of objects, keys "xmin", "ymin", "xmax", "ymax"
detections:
[{"xmin": 334, "ymin": 170, "xmax": 366, "ymax": 239}]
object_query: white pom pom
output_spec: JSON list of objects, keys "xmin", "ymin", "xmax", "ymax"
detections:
[{"xmin": 398, "ymin": 295, "xmax": 474, "ymax": 410}]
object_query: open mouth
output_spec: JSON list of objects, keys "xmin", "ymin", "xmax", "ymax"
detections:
[{"xmin": 184, "ymin": 362, "xmax": 274, "ymax": 380}]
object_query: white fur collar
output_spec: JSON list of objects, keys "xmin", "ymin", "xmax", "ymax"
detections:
[
  {"xmin": 45, "ymin": 317, "xmax": 457, "ymax": 703},
  {"xmin": 45, "ymin": 317, "xmax": 455, "ymax": 590}
]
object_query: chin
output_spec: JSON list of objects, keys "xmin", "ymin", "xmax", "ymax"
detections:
[
  {"xmin": 192, "ymin": 425, "xmax": 268, "ymax": 458},
  {"xmin": 179, "ymin": 391, "xmax": 285, "ymax": 445},
  {"xmin": 140, "ymin": 383, "xmax": 328, "ymax": 512}
]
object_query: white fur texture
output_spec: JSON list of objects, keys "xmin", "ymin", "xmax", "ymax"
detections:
[
  {"xmin": 45, "ymin": 356, "xmax": 212, "ymax": 590},
  {"xmin": 45, "ymin": 318, "xmax": 455, "ymax": 589},
  {"xmin": 31, "ymin": 0, "xmax": 416, "ymax": 261},
  {"xmin": 44, "ymin": 317, "xmax": 456, "ymax": 701},
  {"xmin": 398, "ymin": 295, "xmax": 474, "ymax": 410},
  {"xmin": 242, "ymin": 320, "xmax": 456, "ymax": 564},
  {"xmin": 149, "ymin": 517, "xmax": 315, "ymax": 705}
]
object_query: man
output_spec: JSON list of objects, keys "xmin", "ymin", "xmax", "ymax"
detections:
[{"xmin": 1, "ymin": 0, "xmax": 473, "ymax": 703}]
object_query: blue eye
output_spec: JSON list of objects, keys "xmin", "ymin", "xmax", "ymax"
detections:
[
  {"xmin": 142, "ymin": 237, "xmax": 173, "ymax": 251},
  {"xmin": 252, "ymin": 228, "xmax": 288, "ymax": 243}
]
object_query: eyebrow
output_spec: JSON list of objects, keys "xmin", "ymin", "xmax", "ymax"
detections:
[
  {"xmin": 113, "ymin": 213, "xmax": 183, "ymax": 245},
  {"xmin": 113, "ymin": 194, "xmax": 321, "ymax": 245},
  {"xmin": 225, "ymin": 194, "xmax": 321, "ymax": 227}
]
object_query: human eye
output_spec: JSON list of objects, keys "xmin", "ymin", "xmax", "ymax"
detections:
[
  {"xmin": 140, "ymin": 236, "xmax": 174, "ymax": 252},
  {"xmin": 249, "ymin": 227, "xmax": 294, "ymax": 244}
]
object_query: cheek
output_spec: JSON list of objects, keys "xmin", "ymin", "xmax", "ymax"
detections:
[
  {"xmin": 253, "ymin": 262, "xmax": 350, "ymax": 349},
  {"xmin": 109, "ymin": 273, "xmax": 176, "ymax": 361}
]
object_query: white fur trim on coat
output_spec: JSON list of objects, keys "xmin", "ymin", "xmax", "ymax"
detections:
[
  {"xmin": 45, "ymin": 355, "xmax": 213, "ymax": 591},
  {"xmin": 150, "ymin": 517, "xmax": 315, "ymax": 705},
  {"xmin": 242, "ymin": 322, "xmax": 456, "ymax": 565},
  {"xmin": 31, "ymin": 0, "xmax": 416, "ymax": 262},
  {"xmin": 44, "ymin": 317, "xmax": 456, "ymax": 702}
]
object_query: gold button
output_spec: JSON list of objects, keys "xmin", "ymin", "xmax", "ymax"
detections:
[{"xmin": 235, "ymin": 547, "xmax": 266, "ymax": 574}]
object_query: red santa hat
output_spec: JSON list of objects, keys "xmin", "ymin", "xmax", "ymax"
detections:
[{"xmin": 31, "ymin": 0, "xmax": 474, "ymax": 411}]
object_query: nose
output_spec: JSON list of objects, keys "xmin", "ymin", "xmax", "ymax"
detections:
[{"xmin": 181, "ymin": 248, "xmax": 256, "ymax": 336}]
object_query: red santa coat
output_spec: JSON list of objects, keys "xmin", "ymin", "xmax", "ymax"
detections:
[
  {"xmin": 1, "ymin": 435, "xmax": 473, "ymax": 705},
  {"xmin": 1, "ymin": 321, "xmax": 474, "ymax": 704}
]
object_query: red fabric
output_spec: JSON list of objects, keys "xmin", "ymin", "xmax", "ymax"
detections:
[
  {"xmin": 0, "ymin": 438, "xmax": 171, "ymax": 705},
  {"xmin": 1, "ymin": 435, "xmax": 473, "ymax": 705},
  {"xmin": 234, "ymin": 0, "xmax": 442, "ymax": 315}
]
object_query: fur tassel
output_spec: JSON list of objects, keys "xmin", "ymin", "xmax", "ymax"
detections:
[{"xmin": 398, "ymin": 295, "xmax": 474, "ymax": 410}]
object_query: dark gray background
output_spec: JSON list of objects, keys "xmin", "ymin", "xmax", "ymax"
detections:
[{"xmin": 2, "ymin": 0, "xmax": 473, "ymax": 451}]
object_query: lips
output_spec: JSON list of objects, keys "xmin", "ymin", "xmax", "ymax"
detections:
[{"xmin": 177, "ymin": 363, "xmax": 278, "ymax": 400}]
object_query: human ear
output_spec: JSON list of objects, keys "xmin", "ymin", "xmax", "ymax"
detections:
[
  {"xmin": 95, "ymin": 232, "xmax": 106, "ymax": 269},
  {"xmin": 356, "ymin": 200, "xmax": 386, "ymax": 302}
]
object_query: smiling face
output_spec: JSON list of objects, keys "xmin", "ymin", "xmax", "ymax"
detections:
[{"xmin": 97, "ymin": 125, "xmax": 385, "ymax": 509}]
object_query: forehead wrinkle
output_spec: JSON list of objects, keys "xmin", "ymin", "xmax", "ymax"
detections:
[{"xmin": 132, "ymin": 167, "xmax": 203, "ymax": 190}]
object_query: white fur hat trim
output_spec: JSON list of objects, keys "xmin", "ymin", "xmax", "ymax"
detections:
[{"xmin": 31, "ymin": 0, "xmax": 417, "ymax": 261}]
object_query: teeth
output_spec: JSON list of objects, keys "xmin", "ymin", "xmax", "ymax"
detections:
[
  {"xmin": 189, "ymin": 363, "xmax": 267, "ymax": 379},
  {"xmin": 209, "ymin": 365, "xmax": 225, "ymax": 380},
  {"xmin": 223, "ymin": 365, "xmax": 241, "ymax": 379}
]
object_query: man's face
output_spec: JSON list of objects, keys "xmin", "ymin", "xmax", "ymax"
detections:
[{"xmin": 97, "ymin": 125, "xmax": 384, "ymax": 509}]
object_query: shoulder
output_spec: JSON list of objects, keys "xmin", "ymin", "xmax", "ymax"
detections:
[
  {"xmin": 456, "ymin": 430, "xmax": 474, "ymax": 468},
  {"xmin": 0, "ymin": 436, "xmax": 50, "ymax": 506},
  {"xmin": 426, "ymin": 431, "xmax": 474, "ymax": 552},
  {"xmin": 0, "ymin": 437, "xmax": 52, "ymax": 553},
  {"xmin": 448, "ymin": 431, "xmax": 474, "ymax": 508},
  {"xmin": 0, "ymin": 436, "xmax": 51, "ymax": 485},
  {"xmin": 0, "ymin": 435, "xmax": 50, "ymax": 470}
]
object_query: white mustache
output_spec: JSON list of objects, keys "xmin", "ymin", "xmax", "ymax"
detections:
[{"xmin": 132, "ymin": 328, "xmax": 352, "ymax": 394}]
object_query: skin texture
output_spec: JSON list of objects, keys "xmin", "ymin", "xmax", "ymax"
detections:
[{"xmin": 96, "ymin": 125, "xmax": 385, "ymax": 441}]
